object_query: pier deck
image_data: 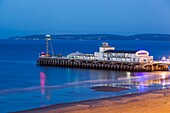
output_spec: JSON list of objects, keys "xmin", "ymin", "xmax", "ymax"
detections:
[{"xmin": 36, "ymin": 57, "xmax": 169, "ymax": 72}]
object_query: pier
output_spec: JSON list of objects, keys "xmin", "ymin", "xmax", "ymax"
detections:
[
  {"xmin": 36, "ymin": 35, "xmax": 170, "ymax": 72},
  {"xmin": 36, "ymin": 57, "xmax": 169, "ymax": 72}
]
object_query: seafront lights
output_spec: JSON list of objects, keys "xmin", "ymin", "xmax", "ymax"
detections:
[{"xmin": 162, "ymin": 57, "xmax": 166, "ymax": 60}]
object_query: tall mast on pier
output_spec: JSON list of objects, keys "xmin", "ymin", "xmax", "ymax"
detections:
[{"xmin": 46, "ymin": 34, "xmax": 51, "ymax": 57}]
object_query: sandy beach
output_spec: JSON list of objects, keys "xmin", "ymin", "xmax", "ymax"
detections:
[{"xmin": 17, "ymin": 88, "xmax": 170, "ymax": 113}]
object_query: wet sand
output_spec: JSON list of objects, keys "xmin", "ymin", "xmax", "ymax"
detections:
[
  {"xmin": 91, "ymin": 86, "xmax": 129, "ymax": 92},
  {"xmin": 17, "ymin": 88, "xmax": 170, "ymax": 113}
]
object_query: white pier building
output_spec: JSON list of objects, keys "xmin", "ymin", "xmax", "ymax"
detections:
[{"xmin": 67, "ymin": 42, "xmax": 153, "ymax": 63}]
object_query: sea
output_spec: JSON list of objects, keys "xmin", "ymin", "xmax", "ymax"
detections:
[{"xmin": 0, "ymin": 40, "xmax": 170, "ymax": 112}]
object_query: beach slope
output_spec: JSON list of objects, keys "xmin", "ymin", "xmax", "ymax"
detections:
[{"xmin": 18, "ymin": 89, "xmax": 170, "ymax": 113}]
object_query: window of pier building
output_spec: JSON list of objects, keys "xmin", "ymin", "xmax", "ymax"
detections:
[
  {"xmin": 121, "ymin": 58, "xmax": 124, "ymax": 61},
  {"xmin": 126, "ymin": 58, "xmax": 131, "ymax": 62},
  {"xmin": 130, "ymin": 54, "xmax": 136, "ymax": 58},
  {"xmin": 112, "ymin": 53, "xmax": 116, "ymax": 57},
  {"xmin": 114, "ymin": 53, "xmax": 131, "ymax": 58},
  {"xmin": 125, "ymin": 53, "xmax": 131, "ymax": 58}
]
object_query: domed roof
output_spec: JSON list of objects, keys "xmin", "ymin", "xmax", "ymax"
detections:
[{"xmin": 67, "ymin": 51, "xmax": 83, "ymax": 56}]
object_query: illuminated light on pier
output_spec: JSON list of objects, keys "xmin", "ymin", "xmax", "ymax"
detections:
[
  {"xmin": 160, "ymin": 56, "xmax": 170, "ymax": 62},
  {"xmin": 46, "ymin": 34, "xmax": 51, "ymax": 38},
  {"xmin": 162, "ymin": 57, "xmax": 166, "ymax": 60}
]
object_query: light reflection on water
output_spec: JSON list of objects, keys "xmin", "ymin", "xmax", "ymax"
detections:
[
  {"xmin": 37, "ymin": 69, "xmax": 170, "ymax": 103},
  {"xmin": 1, "ymin": 67, "xmax": 170, "ymax": 112},
  {"xmin": 40, "ymin": 72, "xmax": 46, "ymax": 95}
]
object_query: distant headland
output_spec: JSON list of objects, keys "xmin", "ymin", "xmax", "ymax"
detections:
[{"xmin": 8, "ymin": 34, "xmax": 170, "ymax": 41}]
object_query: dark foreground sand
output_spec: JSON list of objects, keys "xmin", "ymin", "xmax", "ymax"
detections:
[{"xmin": 17, "ymin": 89, "xmax": 170, "ymax": 113}]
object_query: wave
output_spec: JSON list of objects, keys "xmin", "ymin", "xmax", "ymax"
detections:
[
  {"xmin": 1, "ymin": 75, "xmax": 169, "ymax": 95},
  {"xmin": 0, "ymin": 79, "xmax": 135, "ymax": 95}
]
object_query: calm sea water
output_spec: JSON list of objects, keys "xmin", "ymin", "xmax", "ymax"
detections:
[{"xmin": 0, "ymin": 40, "xmax": 170, "ymax": 112}]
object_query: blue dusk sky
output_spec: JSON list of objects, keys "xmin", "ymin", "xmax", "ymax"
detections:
[{"xmin": 0, "ymin": 0, "xmax": 170, "ymax": 38}]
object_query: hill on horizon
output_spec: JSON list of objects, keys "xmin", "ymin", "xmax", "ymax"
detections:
[{"xmin": 8, "ymin": 34, "xmax": 170, "ymax": 41}]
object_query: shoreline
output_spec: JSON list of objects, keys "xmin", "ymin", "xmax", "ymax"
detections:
[{"xmin": 15, "ymin": 88, "xmax": 170, "ymax": 113}]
